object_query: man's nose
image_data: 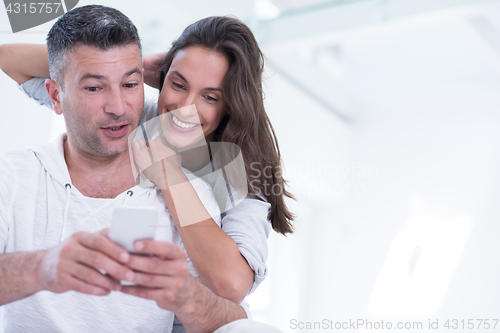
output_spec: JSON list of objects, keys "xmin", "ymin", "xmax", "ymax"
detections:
[{"xmin": 104, "ymin": 88, "xmax": 127, "ymax": 117}]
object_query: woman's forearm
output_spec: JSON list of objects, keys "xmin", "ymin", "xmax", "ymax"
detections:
[
  {"xmin": 0, "ymin": 45, "xmax": 163, "ymax": 88},
  {"xmin": 0, "ymin": 44, "xmax": 49, "ymax": 84},
  {"xmin": 143, "ymin": 52, "xmax": 166, "ymax": 89},
  {"xmin": 160, "ymin": 181, "xmax": 254, "ymax": 304},
  {"xmin": 130, "ymin": 128, "xmax": 255, "ymax": 303}
]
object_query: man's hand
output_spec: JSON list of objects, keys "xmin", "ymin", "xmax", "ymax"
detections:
[
  {"xmin": 120, "ymin": 240, "xmax": 247, "ymax": 333},
  {"xmin": 119, "ymin": 239, "xmax": 192, "ymax": 310},
  {"xmin": 37, "ymin": 230, "xmax": 134, "ymax": 296}
]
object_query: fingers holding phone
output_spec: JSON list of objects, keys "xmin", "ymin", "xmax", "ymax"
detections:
[
  {"xmin": 37, "ymin": 230, "xmax": 133, "ymax": 296},
  {"xmin": 119, "ymin": 239, "xmax": 192, "ymax": 312}
]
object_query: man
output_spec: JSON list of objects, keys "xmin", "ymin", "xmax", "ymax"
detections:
[{"xmin": 0, "ymin": 5, "xmax": 278, "ymax": 333}]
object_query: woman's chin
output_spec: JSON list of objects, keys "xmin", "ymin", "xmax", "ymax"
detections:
[{"xmin": 164, "ymin": 134, "xmax": 204, "ymax": 150}]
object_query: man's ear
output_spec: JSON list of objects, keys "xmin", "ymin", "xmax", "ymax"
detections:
[{"xmin": 45, "ymin": 79, "xmax": 63, "ymax": 115}]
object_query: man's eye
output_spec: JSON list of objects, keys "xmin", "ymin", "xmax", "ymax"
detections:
[
  {"xmin": 86, "ymin": 87, "xmax": 99, "ymax": 92},
  {"xmin": 124, "ymin": 83, "xmax": 138, "ymax": 88}
]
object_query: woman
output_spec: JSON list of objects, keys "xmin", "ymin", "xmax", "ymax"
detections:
[{"xmin": 0, "ymin": 16, "xmax": 294, "ymax": 310}]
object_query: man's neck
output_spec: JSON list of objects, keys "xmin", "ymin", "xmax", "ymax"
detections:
[{"xmin": 63, "ymin": 138, "xmax": 137, "ymax": 199}]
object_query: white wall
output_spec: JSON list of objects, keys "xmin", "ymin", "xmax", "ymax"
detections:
[{"xmin": 245, "ymin": 71, "xmax": 500, "ymax": 333}]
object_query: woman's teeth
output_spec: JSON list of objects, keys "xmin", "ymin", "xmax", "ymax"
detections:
[{"xmin": 172, "ymin": 114, "xmax": 199, "ymax": 129}]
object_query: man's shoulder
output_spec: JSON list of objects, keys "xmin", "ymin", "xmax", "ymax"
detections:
[
  {"xmin": 0, "ymin": 147, "xmax": 45, "ymax": 177},
  {"xmin": 0, "ymin": 148, "xmax": 44, "ymax": 210},
  {"xmin": 0, "ymin": 148, "xmax": 39, "ymax": 164},
  {"xmin": 0, "ymin": 135, "xmax": 65, "ymax": 174}
]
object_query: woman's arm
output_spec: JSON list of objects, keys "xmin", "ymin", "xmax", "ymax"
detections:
[
  {"xmin": 143, "ymin": 52, "xmax": 165, "ymax": 89},
  {"xmin": 0, "ymin": 43, "xmax": 163, "ymax": 89},
  {"xmin": 161, "ymin": 183, "xmax": 255, "ymax": 304},
  {"xmin": 132, "ymin": 139, "xmax": 256, "ymax": 304},
  {"xmin": 0, "ymin": 44, "xmax": 49, "ymax": 84}
]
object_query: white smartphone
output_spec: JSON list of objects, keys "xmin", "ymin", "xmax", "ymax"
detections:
[
  {"xmin": 109, "ymin": 206, "xmax": 158, "ymax": 253},
  {"xmin": 109, "ymin": 206, "xmax": 158, "ymax": 285}
]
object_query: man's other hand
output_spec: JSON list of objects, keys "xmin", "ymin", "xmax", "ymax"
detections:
[{"xmin": 119, "ymin": 240, "xmax": 193, "ymax": 311}]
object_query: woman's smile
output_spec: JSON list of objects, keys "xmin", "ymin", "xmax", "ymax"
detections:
[{"xmin": 170, "ymin": 113, "xmax": 200, "ymax": 129}]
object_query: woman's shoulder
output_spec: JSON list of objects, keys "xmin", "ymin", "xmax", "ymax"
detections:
[
  {"xmin": 223, "ymin": 195, "xmax": 271, "ymax": 222},
  {"xmin": 20, "ymin": 77, "xmax": 53, "ymax": 109}
]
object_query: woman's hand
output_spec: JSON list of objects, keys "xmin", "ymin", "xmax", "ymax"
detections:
[
  {"xmin": 143, "ymin": 52, "xmax": 166, "ymax": 89},
  {"xmin": 130, "ymin": 135, "xmax": 181, "ymax": 189}
]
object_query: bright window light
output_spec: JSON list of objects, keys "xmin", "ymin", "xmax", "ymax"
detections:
[
  {"xmin": 255, "ymin": 0, "xmax": 281, "ymax": 20},
  {"xmin": 368, "ymin": 215, "xmax": 473, "ymax": 317}
]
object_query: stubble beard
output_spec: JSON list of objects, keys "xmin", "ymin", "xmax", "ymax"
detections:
[{"xmin": 64, "ymin": 109, "xmax": 136, "ymax": 158}]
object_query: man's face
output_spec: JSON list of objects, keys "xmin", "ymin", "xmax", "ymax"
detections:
[{"xmin": 59, "ymin": 44, "xmax": 144, "ymax": 158}]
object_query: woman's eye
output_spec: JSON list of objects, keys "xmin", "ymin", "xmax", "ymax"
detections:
[
  {"xmin": 172, "ymin": 81, "xmax": 185, "ymax": 90},
  {"xmin": 205, "ymin": 95, "xmax": 218, "ymax": 102}
]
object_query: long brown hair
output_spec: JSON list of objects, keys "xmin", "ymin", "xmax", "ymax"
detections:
[{"xmin": 159, "ymin": 16, "xmax": 294, "ymax": 234}]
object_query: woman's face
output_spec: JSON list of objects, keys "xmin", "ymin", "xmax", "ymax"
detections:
[{"xmin": 158, "ymin": 46, "xmax": 229, "ymax": 148}]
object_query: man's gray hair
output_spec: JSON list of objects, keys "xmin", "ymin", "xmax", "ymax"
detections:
[{"xmin": 46, "ymin": 5, "xmax": 141, "ymax": 88}]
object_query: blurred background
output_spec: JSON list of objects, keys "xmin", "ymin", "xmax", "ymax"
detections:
[{"xmin": 1, "ymin": 0, "xmax": 500, "ymax": 332}]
